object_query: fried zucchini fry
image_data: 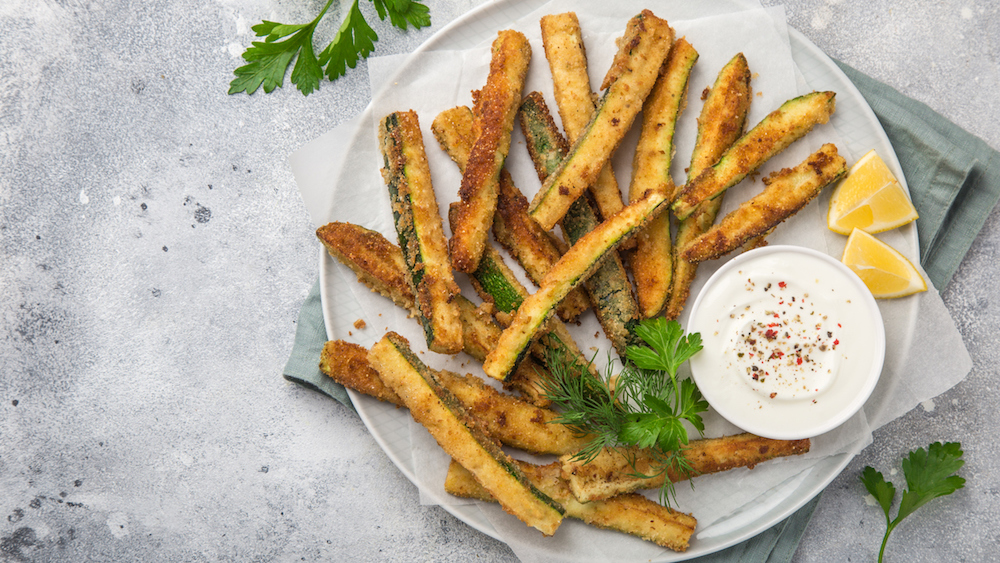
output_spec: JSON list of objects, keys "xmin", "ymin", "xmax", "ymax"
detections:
[
  {"xmin": 560, "ymin": 433, "xmax": 812, "ymax": 502},
  {"xmin": 484, "ymin": 190, "xmax": 669, "ymax": 381},
  {"xmin": 321, "ymin": 340, "xmax": 591, "ymax": 456},
  {"xmin": 370, "ymin": 332, "xmax": 565, "ymax": 535},
  {"xmin": 627, "ymin": 38, "xmax": 698, "ymax": 318},
  {"xmin": 519, "ymin": 92, "xmax": 642, "ymax": 354},
  {"xmin": 449, "ymin": 30, "xmax": 531, "ymax": 273},
  {"xmin": 469, "ymin": 244, "xmax": 598, "ymax": 379},
  {"xmin": 316, "ymin": 221, "xmax": 549, "ymax": 404},
  {"xmin": 432, "ymin": 105, "xmax": 589, "ymax": 321},
  {"xmin": 671, "ymin": 91, "xmax": 837, "ymax": 221},
  {"xmin": 529, "ymin": 11, "xmax": 675, "ymax": 230},
  {"xmin": 666, "ymin": 52, "xmax": 753, "ymax": 320},
  {"xmin": 378, "ymin": 111, "xmax": 463, "ymax": 354},
  {"xmin": 540, "ymin": 12, "xmax": 625, "ymax": 221},
  {"xmin": 681, "ymin": 143, "xmax": 847, "ymax": 263},
  {"xmin": 445, "ymin": 460, "xmax": 697, "ymax": 552}
]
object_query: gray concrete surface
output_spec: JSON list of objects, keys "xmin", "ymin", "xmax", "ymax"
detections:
[{"xmin": 2, "ymin": 0, "xmax": 997, "ymax": 561}]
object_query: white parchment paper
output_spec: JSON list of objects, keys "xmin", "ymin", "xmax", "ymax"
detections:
[{"xmin": 290, "ymin": 1, "xmax": 971, "ymax": 560}]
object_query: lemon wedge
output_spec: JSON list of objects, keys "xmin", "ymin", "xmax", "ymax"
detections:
[
  {"xmin": 827, "ymin": 149, "xmax": 918, "ymax": 235},
  {"xmin": 841, "ymin": 228, "xmax": 927, "ymax": 298}
]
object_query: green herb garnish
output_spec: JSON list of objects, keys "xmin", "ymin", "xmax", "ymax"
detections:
[
  {"xmin": 540, "ymin": 318, "xmax": 706, "ymax": 505},
  {"xmin": 860, "ymin": 441, "xmax": 965, "ymax": 563},
  {"xmin": 229, "ymin": 0, "xmax": 431, "ymax": 96}
]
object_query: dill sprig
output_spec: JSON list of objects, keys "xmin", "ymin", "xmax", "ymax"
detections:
[{"xmin": 540, "ymin": 318, "xmax": 707, "ymax": 506}]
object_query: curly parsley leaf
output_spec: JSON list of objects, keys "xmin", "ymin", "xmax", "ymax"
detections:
[
  {"xmin": 861, "ymin": 442, "xmax": 965, "ymax": 563},
  {"xmin": 229, "ymin": 0, "xmax": 431, "ymax": 96},
  {"xmin": 540, "ymin": 318, "xmax": 705, "ymax": 506}
]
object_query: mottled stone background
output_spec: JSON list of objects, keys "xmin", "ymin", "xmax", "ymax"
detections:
[{"xmin": 1, "ymin": 0, "xmax": 998, "ymax": 561}]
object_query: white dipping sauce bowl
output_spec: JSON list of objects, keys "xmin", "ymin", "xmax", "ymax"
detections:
[{"xmin": 687, "ymin": 245, "xmax": 885, "ymax": 440}]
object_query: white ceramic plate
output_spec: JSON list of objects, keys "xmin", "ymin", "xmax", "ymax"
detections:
[{"xmin": 318, "ymin": 0, "xmax": 918, "ymax": 559}]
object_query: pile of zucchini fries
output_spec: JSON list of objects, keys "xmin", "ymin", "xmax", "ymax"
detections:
[{"xmin": 316, "ymin": 8, "xmax": 845, "ymax": 549}]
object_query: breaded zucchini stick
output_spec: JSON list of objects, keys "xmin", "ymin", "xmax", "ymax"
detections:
[
  {"xmin": 671, "ymin": 90, "xmax": 837, "ymax": 220},
  {"xmin": 518, "ymin": 92, "xmax": 642, "ymax": 355},
  {"xmin": 540, "ymin": 12, "xmax": 625, "ymax": 221},
  {"xmin": 449, "ymin": 30, "xmax": 531, "ymax": 273},
  {"xmin": 529, "ymin": 10, "xmax": 675, "ymax": 230},
  {"xmin": 316, "ymin": 221, "xmax": 549, "ymax": 404},
  {"xmin": 666, "ymin": 52, "xmax": 753, "ymax": 320},
  {"xmin": 445, "ymin": 460, "xmax": 697, "ymax": 552},
  {"xmin": 469, "ymin": 244, "xmax": 598, "ymax": 379},
  {"xmin": 484, "ymin": 190, "xmax": 669, "ymax": 381},
  {"xmin": 431, "ymin": 105, "xmax": 589, "ymax": 321},
  {"xmin": 560, "ymin": 433, "xmax": 812, "ymax": 502},
  {"xmin": 627, "ymin": 38, "xmax": 698, "ymax": 318},
  {"xmin": 321, "ymin": 340, "xmax": 591, "ymax": 456},
  {"xmin": 369, "ymin": 332, "xmax": 565, "ymax": 535},
  {"xmin": 378, "ymin": 111, "xmax": 463, "ymax": 354},
  {"xmin": 681, "ymin": 143, "xmax": 847, "ymax": 263}
]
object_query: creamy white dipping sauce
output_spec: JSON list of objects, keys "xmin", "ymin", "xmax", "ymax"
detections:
[{"xmin": 687, "ymin": 246, "xmax": 885, "ymax": 440}]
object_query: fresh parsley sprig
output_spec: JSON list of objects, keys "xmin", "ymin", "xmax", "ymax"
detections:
[
  {"xmin": 540, "ymin": 318, "xmax": 706, "ymax": 505},
  {"xmin": 861, "ymin": 441, "xmax": 965, "ymax": 563},
  {"xmin": 229, "ymin": 0, "xmax": 431, "ymax": 96}
]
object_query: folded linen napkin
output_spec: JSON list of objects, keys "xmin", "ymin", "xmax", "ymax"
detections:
[{"xmin": 282, "ymin": 62, "xmax": 999, "ymax": 562}]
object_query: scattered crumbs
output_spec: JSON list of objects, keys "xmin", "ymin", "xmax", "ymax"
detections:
[
  {"xmin": 594, "ymin": 332, "xmax": 600, "ymax": 338},
  {"xmin": 259, "ymin": 466, "xmax": 269, "ymax": 473},
  {"xmin": 11, "ymin": 399, "xmax": 18, "ymax": 406},
  {"xmin": 348, "ymin": 331, "xmax": 352, "ymax": 336},
  {"xmin": 74, "ymin": 480, "xmax": 83, "ymax": 487},
  {"xmin": 151, "ymin": 289, "xmax": 161, "ymax": 298},
  {"xmin": 921, "ymin": 399, "xmax": 936, "ymax": 412},
  {"xmin": 700, "ymin": 86, "xmax": 710, "ymax": 100},
  {"xmin": 162, "ymin": 246, "xmax": 168, "ymax": 252},
  {"xmin": 751, "ymin": 72, "xmax": 759, "ymax": 80},
  {"xmin": 36, "ymin": 235, "xmax": 41, "ymax": 240},
  {"xmin": 140, "ymin": 202, "xmax": 147, "ymax": 211},
  {"xmin": 194, "ymin": 205, "xmax": 212, "ymax": 224},
  {"xmin": 353, "ymin": 319, "xmax": 367, "ymax": 330},
  {"xmin": 756, "ymin": 91, "xmax": 763, "ymax": 97}
]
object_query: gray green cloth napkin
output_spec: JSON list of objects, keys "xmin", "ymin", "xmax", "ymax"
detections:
[{"xmin": 282, "ymin": 62, "xmax": 1000, "ymax": 561}]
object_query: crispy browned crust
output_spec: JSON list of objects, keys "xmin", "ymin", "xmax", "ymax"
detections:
[
  {"xmin": 370, "ymin": 333, "xmax": 565, "ymax": 535},
  {"xmin": 317, "ymin": 220, "xmax": 551, "ymax": 405},
  {"xmin": 433, "ymin": 106, "xmax": 590, "ymax": 322},
  {"xmin": 628, "ymin": 38, "xmax": 699, "ymax": 318},
  {"xmin": 560, "ymin": 433, "xmax": 811, "ymax": 502},
  {"xmin": 484, "ymin": 190, "xmax": 668, "ymax": 380},
  {"xmin": 321, "ymin": 340, "xmax": 404, "ymax": 406},
  {"xmin": 671, "ymin": 91, "xmax": 836, "ymax": 220},
  {"xmin": 665, "ymin": 52, "xmax": 753, "ymax": 320},
  {"xmin": 379, "ymin": 110, "xmax": 463, "ymax": 354},
  {"xmin": 446, "ymin": 460, "xmax": 697, "ymax": 552},
  {"xmin": 316, "ymin": 221, "xmax": 416, "ymax": 315},
  {"xmin": 494, "ymin": 179, "xmax": 590, "ymax": 321},
  {"xmin": 449, "ymin": 30, "xmax": 532, "ymax": 273},
  {"xmin": 681, "ymin": 143, "xmax": 847, "ymax": 263},
  {"xmin": 321, "ymin": 339, "xmax": 588, "ymax": 455},
  {"xmin": 518, "ymin": 91, "xmax": 644, "ymax": 355},
  {"xmin": 540, "ymin": 12, "xmax": 624, "ymax": 221},
  {"xmin": 528, "ymin": 11, "xmax": 674, "ymax": 230}
]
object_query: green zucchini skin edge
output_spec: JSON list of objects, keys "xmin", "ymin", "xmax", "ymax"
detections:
[
  {"xmin": 384, "ymin": 333, "xmax": 565, "ymax": 518},
  {"xmin": 672, "ymin": 90, "xmax": 836, "ymax": 220},
  {"xmin": 519, "ymin": 94, "xmax": 644, "ymax": 354},
  {"xmin": 381, "ymin": 113, "xmax": 434, "ymax": 346},
  {"xmin": 471, "ymin": 251, "xmax": 524, "ymax": 314}
]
